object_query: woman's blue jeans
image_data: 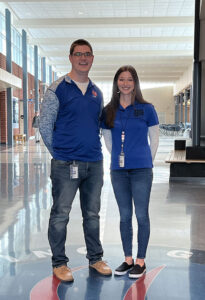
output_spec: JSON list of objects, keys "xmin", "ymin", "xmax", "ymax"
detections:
[
  {"xmin": 111, "ymin": 168, "xmax": 153, "ymax": 259},
  {"xmin": 49, "ymin": 159, "xmax": 104, "ymax": 267}
]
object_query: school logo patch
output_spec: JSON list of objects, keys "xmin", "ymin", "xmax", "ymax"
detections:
[{"xmin": 92, "ymin": 90, "xmax": 97, "ymax": 97}]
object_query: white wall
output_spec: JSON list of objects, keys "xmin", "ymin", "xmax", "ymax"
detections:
[
  {"xmin": 142, "ymin": 85, "xmax": 174, "ymax": 124},
  {"xmin": 174, "ymin": 64, "xmax": 193, "ymax": 95}
]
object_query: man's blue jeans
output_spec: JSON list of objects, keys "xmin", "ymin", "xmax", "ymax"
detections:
[
  {"xmin": 49, "ymin": 159, "xmax": 104, "ymax": 267},
  {"xmin": 111, "ymin": 168, "xmax": 153, "ymax": 259}
]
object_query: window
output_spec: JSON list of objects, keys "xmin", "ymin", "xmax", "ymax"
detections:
[
  {"xmin": 13, "ymin": 97, "xmax": 19, "ymax": 129},
  {"xmin": 0, "ymin": 13, "xmax": 6, "ymax": 55},
  {"xmin": 11, "ymin": 26, "xmax": 22, "ymax": 66},
  {"xmin": 27, "ymin": 44, "xmax": 34, "ymax": 75}
]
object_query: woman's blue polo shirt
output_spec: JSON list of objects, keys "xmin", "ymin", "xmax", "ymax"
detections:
[{"xmin": 102, "ymin": 102, "xmax": 159, "ymax": 170}]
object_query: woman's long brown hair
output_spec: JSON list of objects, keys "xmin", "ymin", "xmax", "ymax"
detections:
[{"xmin": 105, "ymin": 65, "xmax": 149, "ymax": 128}]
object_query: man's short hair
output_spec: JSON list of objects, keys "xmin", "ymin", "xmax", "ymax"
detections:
[{"xmin": 69, "ymin": 39, "xmax": 93, "ymax": 55}]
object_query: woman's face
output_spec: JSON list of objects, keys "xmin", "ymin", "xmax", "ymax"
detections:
[{"xmin": 117, "ymin": 71, "xmax": 134, "ymax": 97}]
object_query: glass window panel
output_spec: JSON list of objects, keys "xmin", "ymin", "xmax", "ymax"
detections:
[
  {"xmin": 27, "ymin": 44, "xmax": 34, "ymax": 75},
  {"xmin": 11, "ymin": 25, "xmax": 22, "ymax": 66},
  {"xmin": 46, "ymin": 64, "xmax": 50, "ymax": 84},
  {"xmin": 0, "ymin": 13, "xmax": 6, "ymax": 55}
]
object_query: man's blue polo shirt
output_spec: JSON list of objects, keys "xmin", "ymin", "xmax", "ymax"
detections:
[
  {"xmin": 102, "ymin": 102, "xmax": 159, "ymax": 170},
  {"xmin": 40, "ymin": 75, "xmax": 103, "ymax": 162}
]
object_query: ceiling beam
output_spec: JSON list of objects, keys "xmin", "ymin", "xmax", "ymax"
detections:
[
  {"xmin": 85, "ymin": 75, "xmax": 179, "ymax": 82},
  {"xmin": 56, "ymin": 67, "xmax": 189, "ymax": 74},
  {"xmin": 4, "ymin": 0, "xmax": 121, "ymax": 2},
  {"xmin": 55, "ymin": 62, "xmax": 191, "ymax": 74},
  {"xmin": 92, "ymin": 74, "xmax": 180, "ymax": 78},
  {"xmin": 29, "ymin": 36, "xmax": 194, "ymax": 45},
  {"xmin": 57, "ymin": 65, "xmax": 187, "ymax": 72},
  {"xmin": 51, "ymin": 57, "xmax": 192, "ymax": 64},
  {"xmin": 88, "ymin": 71, "xmax": 184, "ymax": 77},
  {"xmin": 14, "ymin": 17, "xmax": 194, "ymax": 28},
  {"xmin": 54, "ymin": 67, "xmax": 184, "ymax": 76},
  {"xmin": 51, "ymin": 62, "xmax": 192, "ymax": 71},
  {"xmin": 91, "ymin": 65, "xmax": 188, "ymax": 71},
  {"xmin": 42, "ymin": 50, "xmax": 193, "ymax": 57}
]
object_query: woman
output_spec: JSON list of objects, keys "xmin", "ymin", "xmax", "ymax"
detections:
[{"xmin": 101, "ymin": 66, "xmax": 159, "ymax": 278}]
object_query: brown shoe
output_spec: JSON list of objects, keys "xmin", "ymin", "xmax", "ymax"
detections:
[
  {"xmin": 89, "ymin": 261, "xmax": 112, "ymax": 276},
  {"xmin": 53, "ymin": 265, "xmax": 74, "ymax": 282}
]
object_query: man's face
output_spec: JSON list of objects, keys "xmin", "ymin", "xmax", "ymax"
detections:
[{"xmin": 69, "ymin": 45, "xmax": 94, "ymax": 76}]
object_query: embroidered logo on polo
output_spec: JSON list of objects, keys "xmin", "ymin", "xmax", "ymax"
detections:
[
  {"xmin": 134, "ymin": 109, "xmax": 144, "ymax": 117},
  {"xmin": 92, "ymin": 90, "xmax": 97, "ymax": 97}
]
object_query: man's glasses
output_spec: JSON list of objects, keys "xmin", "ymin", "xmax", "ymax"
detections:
[{"xmin": 73, "ymin": 52, "xmax": 93, "ymax": 57}]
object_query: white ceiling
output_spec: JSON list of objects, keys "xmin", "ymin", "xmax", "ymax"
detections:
[{"xmin": 3, "ymin": 0, "xmax": 195, "ymax": 83}]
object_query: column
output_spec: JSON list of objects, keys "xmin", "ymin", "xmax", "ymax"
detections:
[
  {"xmin": 49, "ymin": 65, "xmax": 52, "ymax": 85},
  {"xmin": 174, "ymin": 95, "xmax": 179, "ymax": 124},
  {"xmin": 42, "ymin": 57, "xmax": 46, "ymax": 95},
  {"xmin": 22, "ymin": 29, "xmax": 28, "ymax": 139},
  {"xmin": 34, "ymin": 45, "xmax": 39, "ymax": 112},
  {"xmin": 192, "ymin": 0, "xmax": 201, "ymax": 146},
  {"xmin": 180, "ymin": 93, "xmax": 184, "ymax": 124},
  {"xmin": 184, "ymin": 89, "xmax": 189, "ymax": 128},
  {"xmin": 200, "ymin": 0, "xmax": 205, "ymax": 145},
  {"xmin": 54, "ymin": 72, "xmax": 58, "ymax": 81},
  {"xmin": 5, "ymin": 9, "xmax": 13, "ymax": 146}
]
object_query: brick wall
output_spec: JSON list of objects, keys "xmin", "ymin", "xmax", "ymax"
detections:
[
  {"xmin": 0, "ymin": 53, "xmax": 42, "ymax": 143},
  {"xmin": 0, "ymin": 53, "xmax": 6, "ymax": 69},
  {"xmin": 12, "ymin": 61, "xmax": 23, "ymax": 100}
]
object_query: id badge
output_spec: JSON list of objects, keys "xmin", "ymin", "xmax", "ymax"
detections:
[
  {"xmin": 70, "ymin": 163, "xmax": 79, "ymax": 179},
  {"xmin": 119, "ymin": 153, "xmax": 125, "ymax": 168}
]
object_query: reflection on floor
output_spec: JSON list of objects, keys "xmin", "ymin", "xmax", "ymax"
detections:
[{"xmin": 0, "ymin": 136, "xmax": 205, "ymax": 300}]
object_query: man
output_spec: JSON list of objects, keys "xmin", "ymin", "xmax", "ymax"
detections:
[
  {"xmin": 40, "ymin": 39, "xmax": 112, "ymax": 282},
  {"xmin": 32, "ymin": 111, "xmax": 40, "ymax": 143}
]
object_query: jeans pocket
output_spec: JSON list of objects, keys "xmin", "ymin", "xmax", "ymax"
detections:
[{"xmin": 51, "ymin": 159, "xmax": 72, "ymax": 180}]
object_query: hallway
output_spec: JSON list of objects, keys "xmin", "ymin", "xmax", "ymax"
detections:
[{"xmin": 0, "ymin": 136, "xmax": 205, "ymax": 300}]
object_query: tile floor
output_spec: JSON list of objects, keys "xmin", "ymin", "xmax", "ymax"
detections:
[{"xmin": 0, "ymin": 135, "xmax": 205, "ymax": 300}]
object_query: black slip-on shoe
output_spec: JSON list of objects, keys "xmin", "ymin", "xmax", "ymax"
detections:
[
  {"xmin": 129, "ymin": 263, "xmax": 146, "ymax": 278},
  {"xmin": 114, "ymin": 261, "xmax": 134, "ymax": 276}
]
